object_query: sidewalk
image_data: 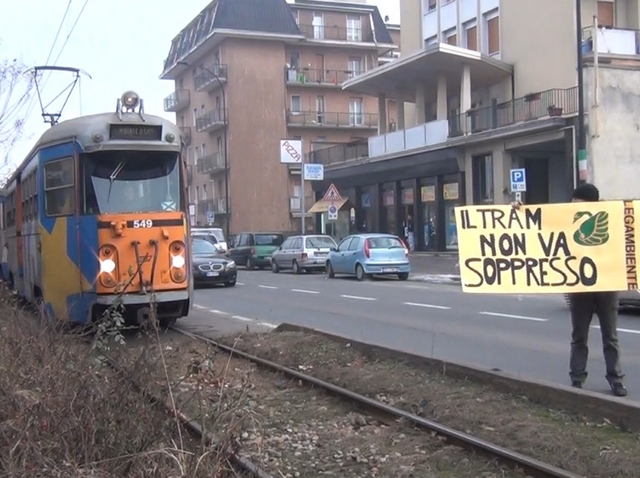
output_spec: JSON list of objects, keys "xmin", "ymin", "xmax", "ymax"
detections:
[{"xmin": 408, "ymin": 253, "xmax": 461, "ymax": 284}]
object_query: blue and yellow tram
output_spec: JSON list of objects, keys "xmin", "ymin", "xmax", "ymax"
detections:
[{"xmin": 1, "ymin": 91, "xmax": 192, "ymax": 325}]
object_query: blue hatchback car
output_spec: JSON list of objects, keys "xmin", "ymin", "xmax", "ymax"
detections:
[{"xmin": 326, "ymin": 233, "xmax": 411, "ymax": 281}]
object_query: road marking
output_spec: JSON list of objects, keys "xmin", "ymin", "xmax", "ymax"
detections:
[
  {"xmin": 232, "ymin": 315, "xmax": 253, "ymax": 322},
  {"xmin": 592, "ymin": 325, "xmax": 640, "ymax": 335},
  {"xmin": 479, "ymin": 311, "xmax": 548, "ymax": 322},
  {"xmin": 193, "ymin": 304, "xmax": 206, "ymax": 310},
  {"xmin": 236, "ymin": 282, "xmax": 245, "ymax": 286},
  {"xmin": 340, "ymin": 294, "xmax": 376, "ymax": 301},
  {"xmin": 404, "ymin": 302, "xmax": 451, "ymax": 310},
  {"xmin": 291, "ymin": 289, "xmax": 320, "ymax": 294},
  {"xmin": 259, "ymin": 285, "xmax": 278, "ymax": 289},
  {"xmin": 209, "ymin": 309, "xmax": 229, "ymax": 315}
]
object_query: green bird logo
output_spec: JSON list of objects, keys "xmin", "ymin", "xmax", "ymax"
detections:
[{"xmin": 572, "ymin": 211, "xmax": 610, "ymax": 246}]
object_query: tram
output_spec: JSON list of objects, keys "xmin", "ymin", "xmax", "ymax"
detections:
[{"xmin": 0, "ymin": 91, "xmax": 192, "ymax": 325}]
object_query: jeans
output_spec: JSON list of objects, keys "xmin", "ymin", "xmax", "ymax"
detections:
[{"xmin": 568, "ymin": 291, "xmax": 624, "ymax": 385}]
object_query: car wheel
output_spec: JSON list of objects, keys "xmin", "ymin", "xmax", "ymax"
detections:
[
  {"xmin": 292, "ymin": 260, "xmax": 301, "ymax": 274},
  {"xmin": 246, "ymin": 257, "xmax": 255, "ymax": 270},
  {"xmin": 271, "ymin": 260, "xmax": 280, "ymax": 273},
  {"xmin": 326, "ymin": 261, "xmax": 335, "ymax": 278},
  {"xmin": 398, "ymin": 272, "xmax": 409, "ymax": 281},
  {"xmin": 355, "ymin": 264, "xmax": 367, "ymax": 281},
  {"xmin": 225, "ymin": 280, "xmax": 236, "ymax": 287}
]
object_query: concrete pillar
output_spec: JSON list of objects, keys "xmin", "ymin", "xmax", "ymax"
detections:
[
  {"xmin": 415, "ymin": 84, "xmax": 426, "ymax": 125},
  {"xmin": 377, "ymin": 94, "xmax": 387, "ymax": 134},
  {"xmin": 460, "ymin": 65, "xmax": 472, "ymax": 114},
  {"xmin": 436, "ymin": 74, "xmax": 448, "ymax": 121},
  {"xmin": 396, "ymin": 92, "xmax": 405, "ymax": 130}
]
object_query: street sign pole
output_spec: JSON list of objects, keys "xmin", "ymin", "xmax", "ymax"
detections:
[
  {"xmin": 510, "ymin": 168, "xmax": 527, "ymax": 204},
  {"xmin": 300, "ymin": 140, "xmax": 305, "ymax": 234}
]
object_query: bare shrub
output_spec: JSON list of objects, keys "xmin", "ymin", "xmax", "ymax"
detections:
[{"xmin": 0, "ymin": 291, "xmax": 250, "ymax": 477}]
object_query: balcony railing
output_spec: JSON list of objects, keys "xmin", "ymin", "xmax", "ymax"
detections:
[
  {"xmin": 195, "ymin": 109, "xmax": 228, "ymax": 133},
  {"xmin": 287, "ymin": 111, "xmax": 377, "ymax": 128},
  {"xmin": 197, "ymin": 198, "xmax": 228, "ymax": 215},
  {"xmin": 298, "ymin": 24, "xmax": 369, "ymax": 42},
  {"xmin": 289, "ymin": 196, "xmax": 315, "ymax": 213},
  {"xmin": 582, "ymin": 27, "xmax": 640, "ymax": 56},
  {"xmin": 180, "ymin": 126, "xmax": 192, "ymax": 146},
  {"xmin": 196, "ymin": 152, "xmax": 226, "ymax": 174},
  {"xmin": 449, "ymin": 87, "xmax": 578, "ymax": 137},
  {"xmin": 194, "ymin": 64, "xmax": 228, "ymax": 91},
  {"xmin": 164, "ymin": 89, "xmax": 190, "ymax": 112},
  {"xmin": 308, "ymin": 140, "xmax": 369, "ymax": 166},
  {"xmin": 285, "ymin": 67, "xmax": 361, "ymax": 86}
]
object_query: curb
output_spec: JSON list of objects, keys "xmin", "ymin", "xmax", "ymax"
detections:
[
  {"xmin": 409, "ymin": 274, "xmax": 461, "ymax": 284},
  {"xmin": 273, "ymin": 323, "xmax": 640, "ymax": 433}
]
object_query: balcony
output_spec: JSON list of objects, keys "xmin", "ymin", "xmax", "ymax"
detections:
[
  {"xmin": 308, "ymin": 140, "xmax": 369, "ymax": 166},
  {"xmin": 289, "ymin": 196, "xmax": 315, "ymax": 214},
  {"xmin": 180, "ymin": 126, "xmax": 191, "ymax": 146},
  {"xmin": 285, "ymin": 67, "xmax": 359, "ymax": 87},
  {"xmin": 197, "ymin": 198, "xmax": 229, "ymax": 215},
  {"xmin": 298, "ymin": 24, "xmax": 370, "ymax": 43},
  {"xmin": 582, "ymin": 27, "xmax": 640, "ymax": 58},
  {"xmin": 195, "ymin": 109, "xmax": 227, "ymax": 133},
  {"xmin": 194, "ymin": 64, "xmax": 228, "ymax": 92},
  {"xmin": 287, "ymin": 111, "xmax": 377, "ymax": 129},
  {"xmin": 196, "ymin": 152, "xmax": 226, "ymax": 174},
  {"xmin": 164, "ymin": 89, "xmax": 190, "ymax": 112},
  {"xmin": 449, "ymin": 87, "xmax": 578, "ymax": 137}
]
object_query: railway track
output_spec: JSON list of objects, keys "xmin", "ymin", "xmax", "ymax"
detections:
[{"xmin": 171, "ymin": 325, "xmax": 584, "ymax": 478}]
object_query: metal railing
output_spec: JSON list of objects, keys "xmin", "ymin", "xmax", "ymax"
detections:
[
  {"xmin": 179, "ymin": 126, "xmax": 191, "ymax": 146},
  {"xmin": 196, "ymin": 152, "xmax": 226, "ymax": 174},
  {"xmin": 195, "ymin": 109, "xmax": 228, "ymax": 132},
  {"xmin": 194, "ymin": 64, "xmax": 228, "ymax": 91},
  {"xmin": 449, "ymin": 87, "xmax": 578, "ymax": 137},
  {"xmin": 298, "ymin": 24, "xmax": 368, "ymax": 42},
  {"xmin": 289, "ymin": 196, "xmax": 315, "ymax": 212},
  {"xmin": 284, "ymin": 67, "xmax": 361, "ymax": 85},
  {"xmin": 287, "ymin": 111, "xmax": 377, "ymax": 128},
  {"xmin": 164, "ymin": 89, "xmax": 190, "ymax": 112},
  {"xmin": 308, "ymin": 140, "xmax": 369, "ymax": 166}
]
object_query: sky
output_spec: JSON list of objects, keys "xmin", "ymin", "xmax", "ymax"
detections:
[{"xmin": 0, "ymin": 0, "xmax": 400, "ymax": 172}]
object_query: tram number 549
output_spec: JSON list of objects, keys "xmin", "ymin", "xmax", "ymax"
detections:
[{"xmin": 132, "ymin": 219, "xmax": 153, "ymax": 228}]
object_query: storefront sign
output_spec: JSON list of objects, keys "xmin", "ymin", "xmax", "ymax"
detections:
[
  {"xmin": 421, "ymin": 186, "xmax": 435, "ymax": 202},
  {"xmin": 443, "ymin": 183, "xmax": 459, "ymax": 200},
  {"xmin": 401, "ymin": 188, "xmax": 414, "ymax": 205},
  {"xmin": 361, "ymin": 193, "xmax": 371, "ymax": 208},
  {"xmin": 455, "ymin": 201, "xmax": 639, "ymax": 294}
]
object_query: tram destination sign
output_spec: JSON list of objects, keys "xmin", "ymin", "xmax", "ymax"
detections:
[{"xmin": 109, "ymin": 124, "xmax": 163, "ymax": 141}]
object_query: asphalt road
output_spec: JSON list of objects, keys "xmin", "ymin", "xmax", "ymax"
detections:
[{"xmin": 179, "ymin": 269, "xmax": 640, "ymax": 401}]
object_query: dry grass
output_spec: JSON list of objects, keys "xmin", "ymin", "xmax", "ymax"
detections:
[{"xmin": 0, "ymin": 291, "xmax": 250, "ymax": 477}]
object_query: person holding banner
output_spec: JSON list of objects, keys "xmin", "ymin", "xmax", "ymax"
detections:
[{"xmin": 513, "ymin": 183, "xmax": 627, "ymax": 397}]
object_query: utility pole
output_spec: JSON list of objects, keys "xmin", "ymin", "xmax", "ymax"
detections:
[{"xmin": 576, "ymin": 0, "xmax": 587, "ymax": 185}]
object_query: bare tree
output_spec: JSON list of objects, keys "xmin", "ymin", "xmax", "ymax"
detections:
[{"xmin": 0, "ymin": 48, "xmax": 34, "ymax": 171}]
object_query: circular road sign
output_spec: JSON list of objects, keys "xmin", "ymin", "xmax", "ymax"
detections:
[{"xmin": 328, "ymin": 205, "xmax": 337, "ymax": 215}]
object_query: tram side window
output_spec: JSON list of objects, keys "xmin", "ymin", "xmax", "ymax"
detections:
[
  {"xmin": 44, "ymin": 158, "xmax": 75, "ymax": 217},
  {"xmin": 5, "ymin": 192, "xmax": 15, "ymax": 227}
]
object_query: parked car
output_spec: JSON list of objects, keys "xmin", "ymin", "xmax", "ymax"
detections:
[
  {"xmin": 191, "ymin": 226, "xmax": 228, "ymax": 251},
  {"xmin": 191, "ymin": 237, "xmax": 237, "ymax": 287},
  {"xmin": 191, "ymin": 230, "xmax": 225, "ymax": 253},
  {"xmin": 326, "ymin": 233, "xmax": 410, "ymax": 281},
  {"xmin": 564, "ymin": 289, "xmax": 640, "ymax": 311},
  {"xmin": 226, "ymin": 232, "xmax": 285, "ymax": 270},
  {"xmin": 271, "ymin": 234, "xmax": 337, "ymax": 274}
]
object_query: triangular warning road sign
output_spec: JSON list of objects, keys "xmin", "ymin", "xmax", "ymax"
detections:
[{"xmin": 322, "ymin": 183, "xmax": 342, "ymax": 202}]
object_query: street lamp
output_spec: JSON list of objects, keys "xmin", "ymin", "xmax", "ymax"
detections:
[
  {"xmin": 177, "ymin": 61, "xmax": 230, "ymax": 239},
  {"xmin": 575, "ymin": 0, "xmax": 587, "ymax": 186}
]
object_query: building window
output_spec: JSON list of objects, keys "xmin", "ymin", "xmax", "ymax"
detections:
[
  {"xmin": 472, "ymin": 154, "xmax": 494, "ymax": 204},
  {"xmin": 202, "ymin": 184, "xmax": 208, "ymax": 200},
  {"xmin": 444, "ymin": 28, "xmax": 457, "ymax": 46},
  {"xmin": 291, "ymin": 95, "xmax": 301, "ymax": 113},
  {"xmin": 289, "ymin": 52, "xmax": 300, "ymax": 69},
  {"xmin": 316, "ymin": 95, "xmax": 325, "ymax": 123},
  {"xmin": 464, "ymin": 22, "xmax": 477, "ymax": 51},
  {"xmin": 292, "ymin": 9, "xmax": 299, "ymax": 25},
  {"xmin": 195, "ymin": 146, "xmax": 200, "ymax": 159},
  {"xmin": 348, "ymin": 57, "xmax": 362, "ymax": 78},
  {"xmin": 347, "ymin": 14, "xmax": 362, "ymax": 41},
  {"xmin": 426, "ymin": 0, "xmax": 436, "ymax": 12},
  {"xmin": 597, "ymin": 1, "xmax": 614, "ymax": 28},
  {"xmin": 312, "ymin": 12, "xmax": 324, "ymax": 39},
  {"xmin": 425, "ymin": 35, "xmax": 437, "ymax": 47},
  {"xmin": 193, "ymin": 108, "xmax": 198, "ymax": 126},
  {"xmin": 216, "ymin": 136, "xmax": 222, "ymax": 152},
  {"xmin": 349, "ymin": 98, "xmax": 363, "ymax": 125},
  {"xmin": 484, "ymin": 10, "xmax": 500, "ymax": 55},
  {"xmin": 201, "ymin": 143, "xmax": 207, "ymax": 158}
]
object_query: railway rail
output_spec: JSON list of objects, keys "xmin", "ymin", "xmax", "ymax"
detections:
[{"xmin": 171, "ymin": 325, "xmax": 585, "ymax": 478}]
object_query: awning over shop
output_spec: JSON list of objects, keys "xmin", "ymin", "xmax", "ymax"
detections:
[{"xmin": 308, "ymin": 197, "xmax": 350, "ymax": 213}]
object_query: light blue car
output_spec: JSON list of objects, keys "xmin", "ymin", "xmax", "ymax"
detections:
[{"xmin": 326, "ymin": 233, "xmax": 411, "ymax": 281}]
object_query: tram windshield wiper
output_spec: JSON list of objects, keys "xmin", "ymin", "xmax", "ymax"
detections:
[{"xmin": 106, "ymin": 158, "xmax": 128, "ymax": 202}]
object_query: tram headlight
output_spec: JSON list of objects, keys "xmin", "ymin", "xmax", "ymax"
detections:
[
  {"xmin": 100, "ymin": 258, "xmax": 116, "ymax": 274},
  {"xmin": 171, "ymin": 254, "xmax": 185, "ymax": 269},
  {"xmin": 121, "ymin": 90, "xmax": 140, "ymax": 109}
]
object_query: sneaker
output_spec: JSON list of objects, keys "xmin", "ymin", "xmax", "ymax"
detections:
[
  {"xmin": 571, "ymin": 381, "xmax": 583, "ymax": 389},
  {"xmin": 610, "ymin": 383, "xmax": 628, "ymax": 397}
]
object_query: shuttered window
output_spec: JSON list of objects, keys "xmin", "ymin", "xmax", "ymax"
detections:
[
  {"xmin": 447, "ymin": 34, "xmax": 457, "ymax": 45},
  {"xmin": 466, "ymin": 26, "xmax": 477, "ymax": 51},
  {"xmin": 597, "ymin": 1, "xmax": 614, "ymax": 28},
  {"xmin": 428, "ymin": 0, "xmax": 436, "ymax": 11},
  {"xmin": 487, "ymin": 16, "xmax": 500, "ymax": 54}
]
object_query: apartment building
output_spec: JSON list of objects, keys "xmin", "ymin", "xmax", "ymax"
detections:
[
  {"xmin": 160, "ymin": 0, "xmax": 397, "ymax": 234},
  {"xmin": 309, "ymin": 0, "xmax": 640, "ymax": 251}
]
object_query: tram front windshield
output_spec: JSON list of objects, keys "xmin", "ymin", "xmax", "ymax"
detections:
[{"xmin": 82, "ymin": 151, "xmax": 182, "ymax": 214}]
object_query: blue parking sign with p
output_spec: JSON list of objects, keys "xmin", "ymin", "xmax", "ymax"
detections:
[{"xmin": 510, "ymin": 168, "xmax": 527, "ymax": 192}]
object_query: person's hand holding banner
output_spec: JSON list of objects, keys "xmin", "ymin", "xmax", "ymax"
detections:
[{"xmin": 454, "ymin": 200, "xmax": 638, "ymax": 294}]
